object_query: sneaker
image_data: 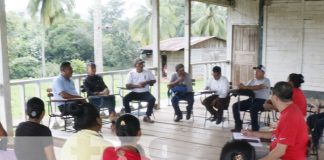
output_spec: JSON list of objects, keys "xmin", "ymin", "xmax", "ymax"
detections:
[
  {"xmin": 143, "ymin": 116, "xmax": 154, "ymax": 123},
  {"xmin": 186, "ymin": 113, "xmax": 191, "ymax": 120},
  {"xmin": 174, "ymin": 115, "xmax": 183, "ymax": 122}
]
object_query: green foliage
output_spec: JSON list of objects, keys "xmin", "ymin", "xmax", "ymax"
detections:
[
  {"xmin": 45, "ymin": 62, "xmax": 60, "ymax": 77},
  {"xmin": 27, "ymin": 0, "xmax": 75, "ymax": 27},
  {"xmin": 6, "ymin": 12, "xmax": 42, "ymax": 61},
  {"xmin": 46, "ymin": 15, "xmax": 94, "ymax": 63},
  {"xmin": 102, "ymin": 0, "xmax": 140, "ymax": 69},
  {"xmin": 192, "ymin": 3, "xmax": 227, "ymax": 38},
  {"xmin": 9, "ymin": 56, "xmax": 41, "ymax": 79},
  {"xmin": 129, "ymin": 1, "xmax": 227, "ymax": 43},
  {"xmin": 70, "ymin": 59, "xmax": 86, "ymax": 74},
  {"xmin": 129, "ymin": 0, "xmax": 179, "ymax": 45}
]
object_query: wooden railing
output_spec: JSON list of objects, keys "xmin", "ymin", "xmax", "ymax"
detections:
[
  {"xmin": 191, "ymin": 60, "xmax": 231, "ymax": 84},
  {"xmin": 9, "ymin": 67, "xmax": 157, "ymax": 125}
]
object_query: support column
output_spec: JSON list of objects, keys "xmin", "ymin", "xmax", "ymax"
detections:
[
  {"xmin": 94, "ymin": 0, "xmax": 103, "ymax": 72},
  {"xmin": 0, "ymin": 0, "xmax": 13, "ymax": 135},
  {"xmin": 184, "ymin": 0, "xmax": 192, "ymax": 74},
  {"xmin": 152, "ymin": 0, "xmax": 161, "ymax": 109}
]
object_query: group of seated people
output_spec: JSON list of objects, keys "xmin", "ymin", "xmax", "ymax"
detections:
[
  {"xmin": 1, "ymin": 58, "xmax": 323, "ymax": 159},
  {"xmin": 9, "ymin": 96, "xmax": 148, "ymax": 160}
]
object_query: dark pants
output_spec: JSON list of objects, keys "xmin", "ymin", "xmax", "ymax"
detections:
[
  {"xmin": 123, "ymin": 92, "xmax": 156, "ymax": 117},
  {"xmin": 202, "ymin": 95, "xmax": 228, "ymax": 118},
  {"xmin": 232, "ymin": 98, "xmax": 265, "ymax": 131},
  {"xmin": 88, "ymin": 95, "xmax": 116, "ymax": 113},
  {"xmin": 58, "ymin": 101, "xmax": 83, "ymax": 116},
  {"xmin": 307, "ymin": 112, "xmax": 324, "ymax": 147},
  {"xmin": 171, "ymin": 92, "xmax": 194, "ymax": 117}
]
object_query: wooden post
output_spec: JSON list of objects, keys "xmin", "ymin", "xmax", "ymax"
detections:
[
  {"xmin": 94, "ymin": 0, "xmax": 103, "ymax": 72},
  {"xmin": 184, "ymin": 0, "xmax": 192, "ymax": 74},
  {"xmin": 152, "ymin": 0, "xmax": 161, "ymax": 109},
  {"xmin": 0, "ymin": 0, "xmax": 13, "ymax": 135}
]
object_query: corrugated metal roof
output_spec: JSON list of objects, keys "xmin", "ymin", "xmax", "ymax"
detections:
[{"xmin": 140, "ymin": 36, "xmax": 226, "ymax": 52}]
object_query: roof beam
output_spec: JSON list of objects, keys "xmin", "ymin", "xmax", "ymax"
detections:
[{"xmin": 193, "ymin": 0, "xmax": 234, "ymax": 7}]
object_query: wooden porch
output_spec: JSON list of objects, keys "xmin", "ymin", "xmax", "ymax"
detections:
[{"xmin": 50, "ymin": 99, "xmax": 324, "ymax": 160}]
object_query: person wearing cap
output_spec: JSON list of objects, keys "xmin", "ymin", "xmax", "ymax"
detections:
[
  {"xmin": 83, "ymin": 62, "xmax": 116, "ymax": 121},
  {"xmin": 202, "ymin": 66, "xmax": 230, "ymax": 124},
  {"xmin": 15, "ymin": 97, "xmax": 56, "ymax": 160},
  {"xmin": 231, "ymin": 65, "xmax": 271, "ymax": 132},
  {"xmin": 167, "ymin": 64, "xmax": 194, "ymax": 122},
  {"xmin": 123, "ymin": 58, "xmax": 156, "ymax": 123}
]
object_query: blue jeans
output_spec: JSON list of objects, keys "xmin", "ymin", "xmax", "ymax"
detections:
[
  {"xmin": 171, "ymin": 92, "xmax": 194, "ymax": 117},
  {"xmin": 88, "ymin": 95, "xmax": 116, "ymax": 113},
  {"xmin": 232, "ymin": 98, "xmax": 265, "ymax": 131},
  {"xmin": 307, "ymin": 112, "xmax": 324, "ymax": 147}
]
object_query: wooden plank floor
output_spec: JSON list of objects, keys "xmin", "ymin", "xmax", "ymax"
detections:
[{"xmin": 51, "ymin": 100, "xmax": 324, "ymax": 160}]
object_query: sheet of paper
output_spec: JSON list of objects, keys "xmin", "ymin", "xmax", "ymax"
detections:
[{"xmin": 232, "ymin": 132, "xmax": 263, "ymax": 147}]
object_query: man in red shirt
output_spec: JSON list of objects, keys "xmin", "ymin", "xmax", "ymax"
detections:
[{"xmin": 242, "ymin": 81, "xmax": 308, "ymax": 160}]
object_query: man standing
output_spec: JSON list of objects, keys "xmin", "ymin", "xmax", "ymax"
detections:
[
  {"xmin": 83, "ymin": 62, "xmax": 116, "ymax": 120},
  {"xmin": 168, "ymin": 64, "xmax": 194, "ymax": 122},
  {"xmin": 123, "ymin": 58, "xmax": 156, "ymax": 123},
  {"xmin": 52, "ymin": 62, "xmax": 84, "ymax": 115},
  {"xmin": 202, "ymin": 66, "xmax": 229, "ymax": 124},
  {"xmin": 231, "ymin": 65, "xmax": 270, "ymax": 132},
  {"xmin": 242, "ymin": 82, "xmax": 308, "ymax": 160}
]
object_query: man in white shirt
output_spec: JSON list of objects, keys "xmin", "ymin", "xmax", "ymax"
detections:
[
  {"xmin": 202, "ymin": 66, "xmax": 229, "ymax": 124},
  {"xmin": 231, "ymin": 65, "xmax": 271, "ymax": 132},
  {"xmin": 123, "ymin": 58, "xmax": 156, "ymax": 123}
]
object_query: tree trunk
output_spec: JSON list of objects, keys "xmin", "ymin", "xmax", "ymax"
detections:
[{"xmin": 93, "ymin": 0, "xmax": 103, "ymax": 72}]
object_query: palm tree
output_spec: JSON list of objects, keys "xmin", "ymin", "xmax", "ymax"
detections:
[
  {"xmin": 129, "ymin": 0, "xmax": 179, "ymax": 45},
  {"xmin": 192, "ymin": 4, "xmax": 226, "ymax": 39},
  {"xmin": 27, "ymin": 0, "xmax": 75, "ymax": 77}
]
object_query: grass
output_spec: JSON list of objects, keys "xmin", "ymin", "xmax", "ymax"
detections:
[{"xmin": 9, "ymin": 76, "xmax": 204, "ymax": 124}]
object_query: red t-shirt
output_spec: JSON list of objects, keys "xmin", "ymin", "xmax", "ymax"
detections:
[
  {"xmin": 292, "ymin": 88, "xmax": 307, "ymax": 116},
  {"xmin": 102, "ymin": 146, "xmax": 150, "ymax": 160},
  {"xmin": 270, "ymin": 103, "xmax": 308, "ymax": 160}
]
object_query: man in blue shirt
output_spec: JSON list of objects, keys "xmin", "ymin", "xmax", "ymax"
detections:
[{"xmin": 52, "ymin": 62, "xmax": 85, "ymax": 115}]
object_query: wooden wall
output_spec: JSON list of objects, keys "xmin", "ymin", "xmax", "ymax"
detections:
[
  {"xmin": 265, "ymin": 0, "xmax": 324, "ymax": 91},
  {"xmin": 228, "ymin": 0, "xmax": 324, "ymax": 91}
]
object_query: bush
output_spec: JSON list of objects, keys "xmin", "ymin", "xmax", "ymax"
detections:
[
  {"xmin": 46, "ymin": 62, "xmax": 60, "ymax": 77},
  {"xmin": 70, "ymin": 59, "xmax": 86, "ymax": 74},
  {"xmin": 9, "ymin": 56, "xmax": 41, "ymax": 79}
]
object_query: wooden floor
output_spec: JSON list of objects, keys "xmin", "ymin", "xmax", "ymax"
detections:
[{"xmin": 51, "ymin": 99, "xmax": 324, "ymax": 160}]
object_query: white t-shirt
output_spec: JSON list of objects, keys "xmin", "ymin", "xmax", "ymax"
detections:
[
  {"xmin": 246, "ymin": 77, "xmax": 271, "ymax": 99},
  {"xmin": 126, "ymin": 69, "xmax": 156, "ymax": 93},
  {"xmin": 205, "ymin": 76, "xmax": 229, "ymax": 98}
]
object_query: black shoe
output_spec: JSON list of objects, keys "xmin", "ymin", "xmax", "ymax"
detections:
[
  {"xmin": 216, "ymin": 117, "xmax": 223, "ymax": 125},
  {"xmin": 186, "ymin": 113, "xmax": 191, "ymax": 120},
  {"xmin": 230, "ymin": 128, "xmax": 242, "ymax": 132},
  {"xmin": 210, "ymin": 116, "xmax": 218, "ymax": 122},
  {"xmin": 174, "ymin": 115, "xmax": 183, "ymax": 122}
]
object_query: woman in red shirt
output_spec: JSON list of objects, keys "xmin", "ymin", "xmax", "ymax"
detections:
[
  {"xmin": 288, "ymin": 73, "xmax": 307, "ymax": 116},
  {"xmin": 102, "ymin": 114, "xmax": 149, "ymax": 160}
]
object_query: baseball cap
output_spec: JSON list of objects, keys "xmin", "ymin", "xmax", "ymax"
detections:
[
  {"xmin": 134, "ymin": 58, "xmax": 145, "ymax": 65},
  {"xmin": 253, "ymin": 65, "xmax": 266, "ymax": 72}
]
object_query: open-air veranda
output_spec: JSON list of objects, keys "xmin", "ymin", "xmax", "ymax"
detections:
[{"xmin": 2, "ymin": 0, "xmax": 324, "ymax": 159}]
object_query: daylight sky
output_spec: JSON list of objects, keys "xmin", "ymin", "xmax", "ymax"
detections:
[{"xmin": 4, "ymin": 0, "xmax": 145, "ymax": 19}]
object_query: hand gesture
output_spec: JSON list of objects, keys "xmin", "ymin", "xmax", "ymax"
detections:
[
  {"xmin": 241, "ymin": 129, "xmax": 254, "ymax": 137},
  {"xmin": 139, "ymin": 81, "xmax": 147, "ymax": 88}
]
